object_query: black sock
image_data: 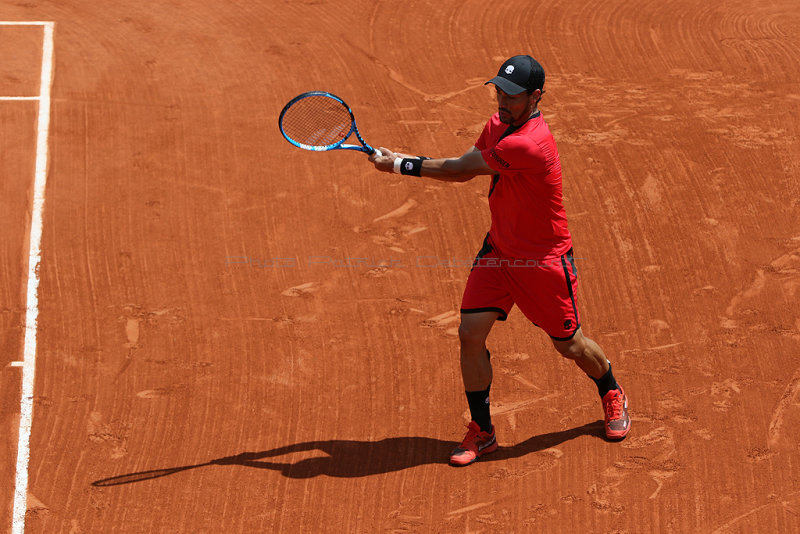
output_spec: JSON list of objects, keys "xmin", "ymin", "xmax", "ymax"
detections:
[
  {"xmin": 590, "ymin": 361, "xmax": 619, "ymax": 398},
  {"xmin": 465, "ymin": 385, "xmax": 492, "ymax": 433}
]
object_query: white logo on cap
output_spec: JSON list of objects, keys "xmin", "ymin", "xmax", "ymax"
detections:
[{"xmin": 505, "ymin": 65, "xmax": 515, "ymax": 74}]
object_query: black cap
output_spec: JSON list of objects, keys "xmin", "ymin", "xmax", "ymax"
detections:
[{"xmin": 485, "ymin": 55, "xmax": 545, "ymax": 95}]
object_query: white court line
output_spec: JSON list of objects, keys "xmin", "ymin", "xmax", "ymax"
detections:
[
  {"xmin": 9, "ymin": 21, "xmax": 55, "ymax": 534},
  {"xmin": 0, "ymin": 97, "xmax": 40, "ymax": 101}
]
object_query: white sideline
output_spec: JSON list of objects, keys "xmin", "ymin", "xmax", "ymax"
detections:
[{"xmin": 7, "ymin": 21, "xmax": 55, "ymax": 534}]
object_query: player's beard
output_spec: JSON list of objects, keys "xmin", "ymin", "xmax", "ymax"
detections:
[{"xmin": 498, "ymin": 108, "xmax": 514, "ymax": 124}]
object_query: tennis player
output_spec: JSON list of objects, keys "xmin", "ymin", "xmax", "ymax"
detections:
[{"xmin": 369, "ymin": 55, "xmax": 631, "ymax": 466}]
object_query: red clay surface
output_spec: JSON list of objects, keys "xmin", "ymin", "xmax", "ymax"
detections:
[{"xmin": 1, "ymin": 0, "xmax": 799, "ymax": 532}]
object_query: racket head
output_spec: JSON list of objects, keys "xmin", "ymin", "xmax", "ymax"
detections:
[{"xmin": 279, "ymin": 91, "xmax": 365, "ymax": 152}]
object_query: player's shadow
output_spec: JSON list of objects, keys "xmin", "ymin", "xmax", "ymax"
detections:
[{"xmin": 91, "ymin": 420, "xmax": 604, "ymax": 486}]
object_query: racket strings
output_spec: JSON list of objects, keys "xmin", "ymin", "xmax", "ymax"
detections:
[{"xmin": 281, "ymin": 96, "xmax": 353, "ymax": 148}]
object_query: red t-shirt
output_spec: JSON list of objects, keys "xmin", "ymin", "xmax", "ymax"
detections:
[{"xmin": 475, "ymin": 112, "xmax": 572, "ymax": 259}]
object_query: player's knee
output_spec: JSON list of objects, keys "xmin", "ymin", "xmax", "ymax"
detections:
[
  {"xmin": 458, "ymin": 322, "xmax": 487, "ymax": 349},
  {"xmin": 555, "ymin": 339, "xmax": 585, "ymax": 361}
]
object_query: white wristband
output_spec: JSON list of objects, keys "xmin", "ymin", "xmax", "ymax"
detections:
[{"xmin": 393, "ymin": 158, "xmax": 402, "ymax": 174}]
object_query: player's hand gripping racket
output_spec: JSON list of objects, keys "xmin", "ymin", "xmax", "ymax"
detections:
[{"xmin": 279, "ymin": 91, "xmax": 380, "ymax": 155}]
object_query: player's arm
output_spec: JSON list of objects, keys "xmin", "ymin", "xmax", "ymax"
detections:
[{"xmin": 369, "ymin": 146, "xmax": 494, "ymax": 183}]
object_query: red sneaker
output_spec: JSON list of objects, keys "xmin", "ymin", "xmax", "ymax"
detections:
[
  {"xmin": 602, "ymin": 387, "xmax": 631, "ymax": 440},
  {"xmin": 449, "ymin": 421, "xmax": 497, "ymax": 466}
]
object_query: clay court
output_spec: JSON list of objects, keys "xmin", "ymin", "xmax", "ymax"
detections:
[{"xmin": 1, "ymin": 0, "xmax": 799, "ymax": 532}]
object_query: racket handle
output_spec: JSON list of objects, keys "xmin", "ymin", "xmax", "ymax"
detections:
[{"xmin": 372, "ymin": 149, "xmax": 382, "ymax": 157}]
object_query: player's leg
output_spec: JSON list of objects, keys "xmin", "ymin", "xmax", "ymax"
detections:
[
  {"xmin": 452, "ymin": 240, "xmax": 511, "ymax": 466},
  {"xmin": 551, "ymin": 330, "xmax": 630, "ymax": 440},
  {"xmin": 450, "ymin": 311, "xmax": 500, "ymax": 466},
  {"xmin": 458, "ymin": 310, "xmax": 498, "ymax": 391}
]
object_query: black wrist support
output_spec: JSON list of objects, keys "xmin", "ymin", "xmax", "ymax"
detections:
[{"xmin": 400, "ymin": 157, "xmax": 425, "ymax": 177}]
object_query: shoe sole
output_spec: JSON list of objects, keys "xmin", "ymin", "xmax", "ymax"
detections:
[{"xmin": 449, "ymin": 441, "xmax": 498, "ymax": 467}]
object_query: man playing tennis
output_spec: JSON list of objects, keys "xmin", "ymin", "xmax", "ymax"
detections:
[{"xmin": 369, "ymin": 55, "xmax": 630, "ymax": 466}]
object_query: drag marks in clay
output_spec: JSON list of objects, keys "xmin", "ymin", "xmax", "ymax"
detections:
[
  {"xmin": 87, "ymin": 411, "xmax": 130, "ymax": 460},
  {"xmin": 421, "ymin": 310, "xmax": 459, "ymax": 337}
]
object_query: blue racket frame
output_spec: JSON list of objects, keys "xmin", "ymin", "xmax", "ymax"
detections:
[{"xmin": 278, "ymin": 91, "xmax": 376, "ymax": 155}]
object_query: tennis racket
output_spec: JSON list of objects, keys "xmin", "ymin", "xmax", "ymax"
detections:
[{"xmin": 278, "ymin": 91, "xmax": 379, "ymax": 155}]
